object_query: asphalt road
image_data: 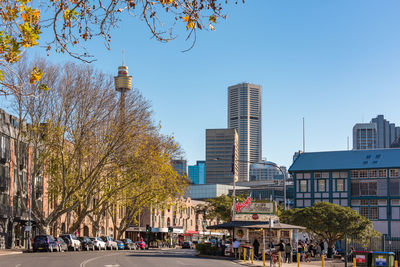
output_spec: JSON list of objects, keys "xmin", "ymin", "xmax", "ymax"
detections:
[{"xmin": 0, "ymin": 249, "xmax": 239, "ymax": 267}]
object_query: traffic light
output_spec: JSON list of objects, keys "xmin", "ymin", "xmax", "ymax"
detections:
[
  {"xmin": 168, "ymin": 226, "xmax": 173, "ymax": 233},
  {"xmin": 146, "ymin": 224, "xmax": 151, "ymax": 233}
]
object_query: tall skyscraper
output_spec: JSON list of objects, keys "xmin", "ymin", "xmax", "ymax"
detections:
[
  {"xmin": 188, "ymin": 161, "xmax": 205, "ymax": 184},
  {"xmin": 353, "ymin": 115, "xmax": 400, "ymax": 150},
  {"xmin": 205, "ymin": 129, "xmax": 239, "ymax": 184},
  {"xmin": 172, "ymin": 159, "xmax": 187, "ymax": 176},
  {"xmin": 228, "ymin": 83, "xmax": 262, "ymax": 181}
]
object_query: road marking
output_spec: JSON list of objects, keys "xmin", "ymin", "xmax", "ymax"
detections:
[
  {"xmin": 15, "ymin": 264, "xmax": 21, "ymax": 267},
  {"xmin": 80, "ymin": 253, "xmax": 122, "ymax": 267},
  {"xmin": 104, "ymin": 265, "xmax": 120, "ymax": 267}
]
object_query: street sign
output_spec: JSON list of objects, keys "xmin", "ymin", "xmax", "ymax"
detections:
[
  {"xmin": 376, "ymin": 257, "xmax": 387, "ymax": 266},
  {"xmin": 356, "ymin": 255, "xmax": 366, "ymax": 263}
]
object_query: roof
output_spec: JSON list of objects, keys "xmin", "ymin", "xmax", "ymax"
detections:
[
  {"xmin": 289, "ymin": 149, "xmax": 400, "ymax": 172},
  {"xmin": 206, "ymin": 221, "xmax": 305, "ymax": 230}
]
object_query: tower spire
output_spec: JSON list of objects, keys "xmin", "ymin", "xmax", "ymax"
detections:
[{"xmin": 122, "ymin": 49, "xmax": 125, "ymax": 66}]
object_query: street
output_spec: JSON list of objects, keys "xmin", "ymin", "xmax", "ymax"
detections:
[{"xmin": 0, "ymin": 249, "xmax": 238, "ymax": 267}]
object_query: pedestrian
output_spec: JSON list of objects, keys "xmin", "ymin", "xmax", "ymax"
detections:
[
  {"xmin": 233, "ymin": 239, "xmax": 240, "ymax": 259},
  {"xmin": 285, "ymin": 242, "xmax": 292, "ymax": 263},
  {"xmin": 253, "ymin": 239, "xmax": 260, "ymax": 259}
]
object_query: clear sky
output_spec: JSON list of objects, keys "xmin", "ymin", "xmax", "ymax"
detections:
[{"xmin": 4, "ymin": 0, "xmax": 400, "ymax": 168}]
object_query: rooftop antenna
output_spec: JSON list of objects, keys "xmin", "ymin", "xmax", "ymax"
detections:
[
  {"xmin": 347, "ymin": 136, "xmax": 349, "ymax": 150},
  {"xmin": 303, "ymin": 117, "xmax": 305, "ymax": 152}
]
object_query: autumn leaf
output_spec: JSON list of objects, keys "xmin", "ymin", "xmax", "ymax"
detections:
[
  {"xmin": 209, "ymin": 15, "xmax": 217, "ymax": 23},
  {"xmin": 209, "ymin": 24, "xmax": 215, "ymax": 31},
  {"xmin": 29, "ymin": 67, "xmax": 44, "ymax": 85},
  {"xmin": 183, "ymin": 15, "xmax": 189, "ymax": 22}
]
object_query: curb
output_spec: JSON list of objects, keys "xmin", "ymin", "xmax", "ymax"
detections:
[{"xmin": 0, "ymin": 251, "xmax": 23, "ymax": 256}]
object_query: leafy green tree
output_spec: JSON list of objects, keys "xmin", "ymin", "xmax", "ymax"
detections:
[{"xmin": 280, "ymin": 202, "xmax": 377, "ymax": 258}]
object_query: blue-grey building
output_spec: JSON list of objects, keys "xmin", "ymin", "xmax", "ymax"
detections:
[
  {"xmin": 172, "ymin": 159, "xmax": 187, "ymax": 176},
  {"xmin": 188, "ymin": 161, "xmax": 205, "ymax": 184},
  {"xmin": 289, "ymin": 149, "xmax": 400, "ymax": 237}
]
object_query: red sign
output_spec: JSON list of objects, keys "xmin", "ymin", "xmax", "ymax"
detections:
[
  {"xmin": 356, "ymin": 255, "xmax": 366, "ymax": 263},
  {"xmin": 235, "ymin": 197, "xmax": 252, "ymax": 213},
  {"xmin": 252, "ymin": 214, "xmax": 259, "ymax": 220}
]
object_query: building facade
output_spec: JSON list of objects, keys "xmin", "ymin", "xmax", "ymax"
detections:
[
  {"xmin": 188, "ymin": 161, "xmax": 205, "ymax": 185},
  {"xmin": 205, "ymin": 129, "xmax": 239, "ymax": 184},
  {"xmin": 289, "ymin": 149, "xmax": 400, "ymax": 237},
  {"xmin": 353, "ymin": 115, "xmax": 400, "ymax": 150},
  {"xmin": 249, "ymin": 161, "xmax": 287, "ymax": 181},
  {"xmin": 172, "ymin": 160, "xmax": 187, "ymax": 177},
  {"xmin": 228, "ymin": 83, "xmax": 262, "ymax": 182}
]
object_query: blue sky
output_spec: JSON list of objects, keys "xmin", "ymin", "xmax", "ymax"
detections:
[{"xmin": 4, "ymin": 0, "xmax": 400, "ymax": 168}]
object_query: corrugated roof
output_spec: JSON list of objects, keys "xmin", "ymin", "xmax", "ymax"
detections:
[{"xmin": 289, "ymin": 148, "xmax": 400, "ymax": 172}]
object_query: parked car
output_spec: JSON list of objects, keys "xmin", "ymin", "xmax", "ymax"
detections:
[
  {"xmin": 116, "ymin": 240, "xmax": 125, "ymax": 250},
  {"xmin": 121, "ymin": 239, "xmax": 136, "ymax": 250},
  {"xmin": 56, "ymin": 237, "xmax": 68, "ymax": 252},
  {"xmin": 33, "ymin": 235, "xmax": 59, "ymax": 252},
  {"xmin": 91, "ymin": 237, "xmax": 107, "ymax": 250},
  {"xmin": 101, "ymin": 236, "xmax": 118, "ymax": 250},
  {"xmin": 136, "ymin": 241, "xmax": 146, "ymax": 250},
  {"xmin": 78, "ymin": 236, "xmax": 95, "ymax": 251},
  {"xmin": 182, "ymin": 241, "xmax": 192, "ymax": 249},
  {"xmin": 60, "ymin": 234, "xmax": 81, "ymax": 251}
]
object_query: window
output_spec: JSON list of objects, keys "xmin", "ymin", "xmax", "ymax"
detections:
[
  {"xmin": 337, "ymin": 179, "xmax": 344, "ymax": 192},
  {"xmin": 340, "ymin": 172, "xmax": 348, "ymax": 178},
  {"xmin": 360, "ymin": 207, "xmax": 369, "ymax": 218},
  {"xmin": 322, "ymin": 172, "xmax": 329, "ymax": 178},
  {"xmin": 370, "ymin": 207, "xmax": 378, "ymax": 220},
  {"xmin": 369, "ymin": 170, "xmax": 378, "ymax": 178},
  {"xmin": 318, "ymin": 180, "xmax": 325, "ymax": 192},
  {"xmin": 314, "ymin": 172, "xmax": 321, "ymax": 178},
  {"xmin": 297, "ymin": 173, "xmax": 303, "ymax": 179},
  {"xmin": 390, "ymin": 169, "xmax": 400, "ymax": 178},
  {"xmin": 378, "ymin": 169, "xmax": 387, "ymax": 178},
  {"xmin": 360, "ymin": 170, "xmax": 368, "ymax": 178},
  {"xmin": 351, "ymin": 170, "xmax": 359, "ymax": 179},
  {"xmin": 303, "ymin": 173, "xmax": 311, "ymax": 179},
  {"xmin": 332, "ymin": 172, "xmax": 340, "ymax": 178},
  {"xmin": 300, "ymin": 180, "xmax": 307, "ymax": 192}
]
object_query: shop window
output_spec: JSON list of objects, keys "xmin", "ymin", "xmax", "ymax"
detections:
[{"xmin": 336, "ymin": 179, "xmax": 344, "ymax": 192}]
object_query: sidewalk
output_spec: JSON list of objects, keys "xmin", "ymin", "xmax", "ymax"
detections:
[
  {"xmin": 0, "ymin": 248, "xmax": 25, "ymax": 256},
  {"xmin": 233, "ymin": 259, "xmax": 347, "ymax": 267}
]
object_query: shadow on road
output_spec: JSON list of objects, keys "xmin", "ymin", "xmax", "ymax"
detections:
[{"xmin": 126, "ymin": 251, "xmax": 232, "ymax": 261}]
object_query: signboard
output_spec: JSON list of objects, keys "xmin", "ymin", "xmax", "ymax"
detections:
[
  {"xmin": 173, "ymin": 228, "xmax": 184, "ymax": 234},
  {"xmin": 376, "ymin": 257, "xmax": 387, "ymax": 266},
  {"xmin": 356, "ymin": 255, "xmax": 366, "ymax": 263},
  {"xmin": 237, "ymin": 202, "xmax": 276, "ymax": 215}
]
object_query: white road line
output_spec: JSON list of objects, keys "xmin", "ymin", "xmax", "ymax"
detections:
[
  {"xmin": 14, "ymin": 264, "xmax": 21, "ymax": 267},
  {"xmin": 80, "ymin": 253, "xmax": 122, "ymax": 267}
]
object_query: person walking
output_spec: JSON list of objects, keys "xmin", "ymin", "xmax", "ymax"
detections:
[
  {"xmin": 233, "ymin": 239, "xmax": 240, "ymax": 259},
  {"xmin": 253, "ymin": 239, "xmax": 260, "ymax": 259},
  {"xmin": 285, "ymin": 242, "xmax": 292, "ymax": 263}
]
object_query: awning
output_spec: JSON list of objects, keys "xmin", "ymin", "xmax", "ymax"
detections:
[{"xmin": 186, "ymin": 230, "xmax": 200, "ymax": 234}]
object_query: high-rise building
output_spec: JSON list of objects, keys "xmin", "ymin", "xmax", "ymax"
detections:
[
  {"xmin": 249, "ymin": 161, "xmax": 287, "ymax": 181},
  {"xmin": 172, "ymin": 159, "xmax": 187, "ymax": 176},
  {"xmin": 205, "ymin": 129, "xmax": 239, "ymax": 184},
  {"xmin": 353, "ymin": 115, "xmax": 400, "ymax": 150},
  {"xmin": 228, "ymin": 83, "xmax": 262, "ymax": 181},
  {"xmin": 188, "ymin": 161, "xmax": 206, "ymax": 184}
]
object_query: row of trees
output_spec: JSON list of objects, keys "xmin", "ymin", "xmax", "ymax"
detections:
[{"xmin": 5, "ymin": 57, "xmax": 189, "ymax": 239}]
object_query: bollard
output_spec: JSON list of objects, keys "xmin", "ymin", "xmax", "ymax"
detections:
[
  {"xmin": 251, "ymin": 248, "xmax": 254, "ymax": 264},
  {"xmin": 263, "ymin": 249, "xmax": 266, "ymax": 266},
  {"xmin": 322, "ymin": 255, "xmax": 325, "ymax": 267},
  {"xmin": 297, "ymin": 253, "xmax": 300, "ymax": 267},
  {"xmin": 278, "ymin": 252, "xmax": 281, "ymax": 267},
  {"xmin": 395, "ymin": 260, "xmax": 398, "ymax": 267},
  {"xmin": 353, "ymin": 257, "xmax": 356, "ymax": 267},
  {"xmin": 239, "ymin": 247, "xmax": 241, "ymax": 260},
  {"xmin": 244, "ymin": 247, "xmax": 246, "ymax": 262}
]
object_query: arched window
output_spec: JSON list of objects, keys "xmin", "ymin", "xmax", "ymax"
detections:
[
  {"xmin": 83, "ymin": 226, "xmax": 89, "ymax": 237},
  {"xmin": 167, "ymin": 217, "xmax": 171, "ymax": 227}
]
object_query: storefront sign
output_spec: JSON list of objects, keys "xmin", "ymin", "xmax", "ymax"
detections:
[
  {"xmin": 356, "ymin": 255, "xmax": 366, "ymax": 263},
  {"xmin": 235, "ymin": 197, "xmax": 251, "ymax": 213},
  {"xmin": 238, "ymin": 202, "xmax": 275, "ymax": 215},
  {"xmin": 376, "ymin": 257, "xmax": 386, "ymax": 266}
]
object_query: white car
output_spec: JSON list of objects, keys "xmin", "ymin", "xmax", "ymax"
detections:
[
  {"xmin": 60, "ymin": 234, "xmax": 82, "ymax": 251},
  {"xmin": 101, "ymin": 236, "xmax": 118, "ymax": 250},
  {"xmin": 91, "ymin": 237, "xmax": 106, "ymax": 250}
]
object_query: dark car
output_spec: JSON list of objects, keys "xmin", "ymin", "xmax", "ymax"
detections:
[
  {"xmin": 78, "ymin": 236, "xmax": 95, "ymax": 251},
  {"xmin": 121, "ymin": 239, "xmax": 136, "ymax": 250},
  {"xmin": 33, "ymin": 235, "xmax": 59, "ymax": 252},
  {"xmin": 182, "ymin": 241, "xmax": 192, "ymax": 249},
  {"xmin": 56, "ymin": 237, "xmax": 68, "ymax": 252}
]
